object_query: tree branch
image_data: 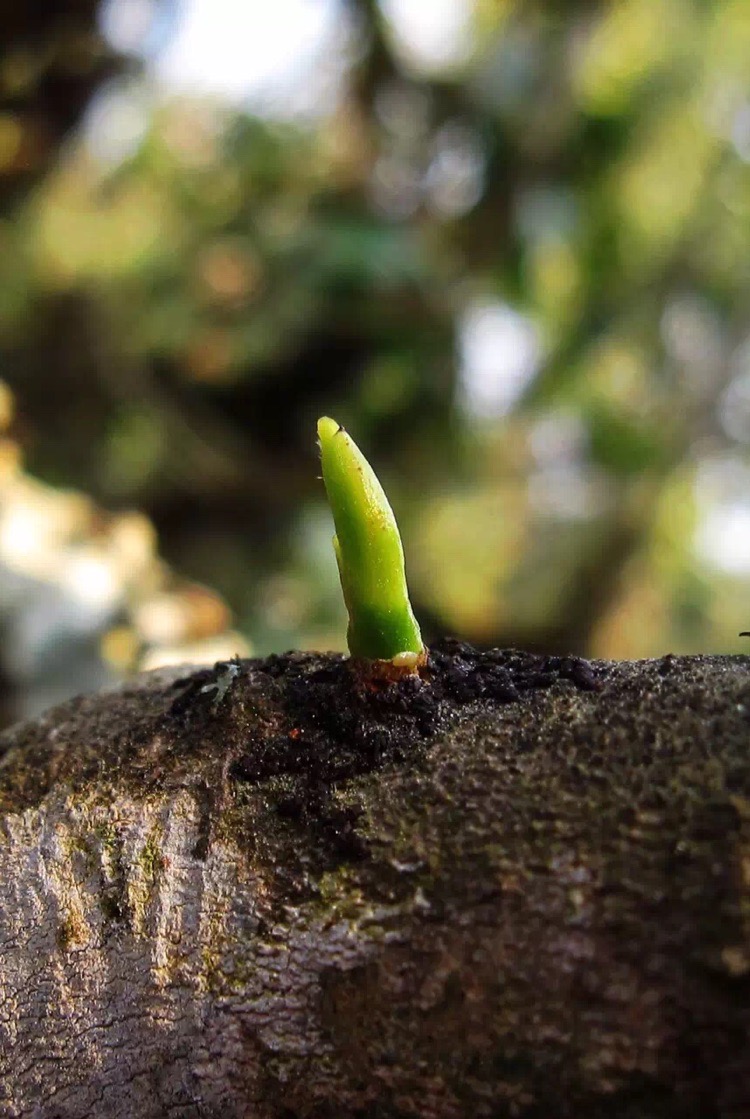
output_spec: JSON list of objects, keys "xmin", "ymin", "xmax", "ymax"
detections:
[{"xmin": 0, "ymin": 644, "xmax": 748, "ymax": 1117}]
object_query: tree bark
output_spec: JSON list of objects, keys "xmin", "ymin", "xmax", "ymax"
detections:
[{"xmin": 0, "ymin": 643, "xmax": 749, "ymax": 1118}]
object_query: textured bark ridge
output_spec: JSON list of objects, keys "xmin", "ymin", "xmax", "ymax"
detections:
[{"xmin": 0, "ymin": 643, "xmax": 749, "ymax": 1118}]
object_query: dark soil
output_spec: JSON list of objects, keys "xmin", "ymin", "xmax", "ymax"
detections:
[{"xmin": 219, "ymin": 640, "xmax": 603, "ymax": 785}]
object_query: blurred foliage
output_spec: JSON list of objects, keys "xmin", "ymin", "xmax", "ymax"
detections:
[
  {"xmin": 0, "ymin": 0, "xmax": 117, "ymax": 206},
  {"xmin": 0, "ymin": 0, "xmax": 750, "ymax": 716}
]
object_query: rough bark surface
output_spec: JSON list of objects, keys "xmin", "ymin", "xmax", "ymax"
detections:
[{"xmin": 0, "ymin": 643, "xmax": 749, "ymax": 1118}]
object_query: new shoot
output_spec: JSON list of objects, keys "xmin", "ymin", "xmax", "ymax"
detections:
[{"xmin": 317, "ymin": 417, "xmax": 424, "ymax": 666}]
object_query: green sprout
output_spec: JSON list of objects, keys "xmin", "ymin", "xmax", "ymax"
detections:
[{"xmin": 317, "ymin": 416, "xmax": 424, "ymax": 664}]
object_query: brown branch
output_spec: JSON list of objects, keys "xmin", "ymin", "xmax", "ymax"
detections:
[{"xmin": 0, "ymin": 643, "xmax": 749, "ymax": 1117}]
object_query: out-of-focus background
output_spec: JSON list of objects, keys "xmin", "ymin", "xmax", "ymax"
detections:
[{"xmin": 0, "ymin": 0, "xmax": 749, "ymax": 724}]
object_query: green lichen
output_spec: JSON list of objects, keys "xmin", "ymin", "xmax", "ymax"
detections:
[
  {"xmin": 86, "ymin": 816, "xmax": 130, "ymax": 927},
  {"xmin": 55, "ymin": 915, "xmax": 74, "ymax": 951},
  {"xmin": 128, "ymin": 822, "xmax": 164, "ymax": 934},
  {"xmin": 55, "ymin": 900, "xmax": 90, "ymax": 951},
  {"xmin": 139, "ymin": 826, "xmax": 164, "ymax": 885}
]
